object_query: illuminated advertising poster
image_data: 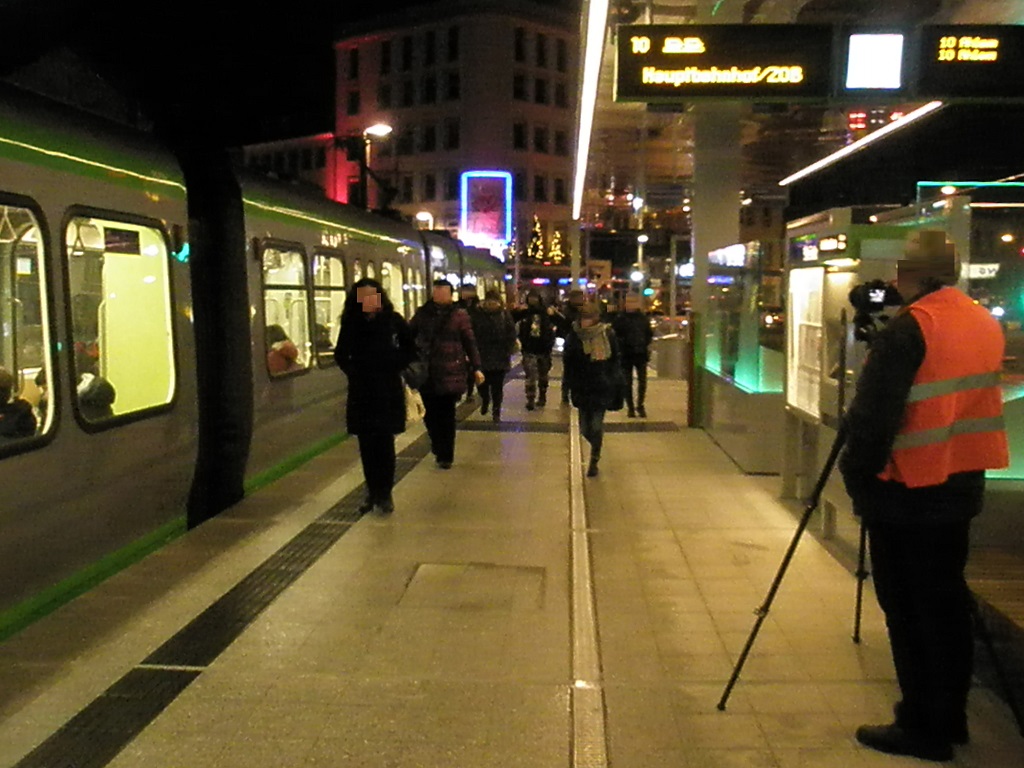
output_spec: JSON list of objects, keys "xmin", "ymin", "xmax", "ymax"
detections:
[
  {"xmin": 916, "ymin": 25, "xmax": 1024, "ymax": 98},
  {"xmin": 615, "ymin": 24, "xmax": 833, "ymax": 101},
  {"xmin": 844, "ymin": 33, "xmax": 905, "ymax": 90},
  {"xmin": 460, "ymin": 171, "xmax": 511, "ymax": 260}
]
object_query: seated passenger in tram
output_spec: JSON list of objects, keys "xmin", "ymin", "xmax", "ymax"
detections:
[
  {"xmin": 266, "ymin": 324, "xmax": 303, "ymax": 375},
  {"xmin": 77, "ymin": 372, "xmax": 116, "ymax": 421},
  {"xmin": 0, "ymin": 366, "xmax": 38, "ymax": 439}
]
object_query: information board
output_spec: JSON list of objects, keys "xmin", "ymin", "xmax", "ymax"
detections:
[
  {"xmin": 615, "ymin": 24, "xmax": 834, "ymax": 101},
  {"xmin": 916, "ymin": 25, "xmax": 1024, "ymax": 98}
]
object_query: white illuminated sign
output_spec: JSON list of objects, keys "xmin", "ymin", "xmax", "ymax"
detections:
[
  {"xmin": 846, "ymin": 34, "xmax": 905, "ymax": 89},
  {"xmin": 968, "ymin": 263, "xmax": 1001, "ymax": 279},
  {"xmin": 708, "ymin": 243, "xmax": 747, "ymax": 267}
]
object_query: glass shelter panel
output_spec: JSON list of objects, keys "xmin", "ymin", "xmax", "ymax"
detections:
[
  {"xmin": 66, "ymin": 216, "xmax": 175, "ymax": 421},
  {"xmin": 0, "ymin": 204, "xmax": 52, "ymax": 439},
  {"xmin": 313, "ymin": 252, "xmax": 345, "ymax": 368},
  {"xmin": 262, "ymin": 244, "xmax": 310, "ymax": 375},
  {"xmin": 787, "ymin": 266, "xmax": 825, "ymax": 419}
]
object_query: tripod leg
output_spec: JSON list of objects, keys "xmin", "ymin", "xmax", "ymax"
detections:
[
  {"xmin": 718, "ymin": 426, "xmax": 848, "ymax": 711},
  {"xmin": 970, "ymin": 595, "xmax": 1024, "ymax": 738},
  {"xmin": 853, "ymin": 520, "xmax": 869, "ymax": 644}
]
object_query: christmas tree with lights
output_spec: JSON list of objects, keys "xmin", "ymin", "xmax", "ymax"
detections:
[
  {"xmin": 526, "ymin": 215, "xmax": 545, "ymax": 263},
  {"xmin": 549, "ymin": 229, "xmax": 565, "ymax": 265}
]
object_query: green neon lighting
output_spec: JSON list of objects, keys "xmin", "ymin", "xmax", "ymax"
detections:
[
  {"xmin": 918, "ymin": 181, "xmax": 1024, "ymax": 188},
  {"xmin": 712, "ymin": 0, "xmax": 727, "ymax": 15}
]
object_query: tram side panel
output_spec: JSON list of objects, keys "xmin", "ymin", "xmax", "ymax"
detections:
[{"xmin": 0, "ymin": 133, "xmax": 198, "ymax": 613}]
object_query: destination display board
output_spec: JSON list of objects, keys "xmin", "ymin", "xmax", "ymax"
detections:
[
  {"xmin": 615, "ymin": 24, "xmax": 834, "ymax": 101},
  {"xmin": 916, "ymin": 25, "xmax": 1024, "ymax": 98}
]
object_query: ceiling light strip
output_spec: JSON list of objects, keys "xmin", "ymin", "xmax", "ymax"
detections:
[
  {"xmin": 779, "ymin": 101, "xmax": 944, "ymax": 187},
  {"xmin": 572, "ymin": 0, "xmax": 611, "ymax": 221}
]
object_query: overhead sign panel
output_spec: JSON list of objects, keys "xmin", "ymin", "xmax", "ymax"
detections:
[
  {"xmin": 916, "ymin": 25, "xmax": 1024, "ymax": 98},
  {"xmin": 615, "ymin": 24, "xmax": 833, "ymax": 102}
]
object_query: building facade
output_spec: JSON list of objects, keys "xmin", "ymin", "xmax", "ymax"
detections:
[{"xmin": 331, "ymin": 0, "xmax": 578, "ymax": 260}]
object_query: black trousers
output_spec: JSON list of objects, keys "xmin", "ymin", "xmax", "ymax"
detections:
[
  {"xmin": 479, "ymin": 370, "xmax": 508, "ymax": 415},
  {"xmin": 357, "ymin": 432, "xmax": 396, "ymax": 503},
  {"xmin": 621, "ymin": 355, "xmax": 648, "ymax": 410},
  {"xmin": 421, "ymin": 391, "xmax": 458, "ymax": 463},
  {"xmin": 867, "ymin": 516, "xmax": 975, "ymax": 738},
  {"xmin": 579, "ymin": 407, "xmax": 605, "ymax": 460}
]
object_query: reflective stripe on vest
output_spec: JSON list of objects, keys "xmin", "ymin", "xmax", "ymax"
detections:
[{"xmin": 880, "ymin": 287, "xmax": 1008, "ymax": 488}]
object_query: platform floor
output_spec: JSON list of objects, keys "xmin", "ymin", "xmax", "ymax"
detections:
[{"xmin": 2, "ymin": 370, "xmax": 1024, "ymax": 768}]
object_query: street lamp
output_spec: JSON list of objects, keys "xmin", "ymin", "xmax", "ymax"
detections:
[
  {"xmin": 415, "ymin": 211, "xmax": 434, "ymax": 230},
  {"xmin": 358, "ymin": 123, "xmax": 393, "ymax": 210},
  {"xmin": 637, "ymin": 233, "xmax": 649, "ymax": 270}
]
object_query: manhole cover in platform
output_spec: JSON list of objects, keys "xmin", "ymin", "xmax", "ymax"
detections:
[{"xmin": 401, "ymin": 563, "xmax": 545, "ymax": 611}]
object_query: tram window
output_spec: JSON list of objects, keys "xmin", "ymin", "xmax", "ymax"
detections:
[
  {"xmin": 65, "ymin": 216, "xmax": 175, "ymax": 423},
  {"xmin": 0, "ymin": 204, "xmax": 52, "ymax": 440},
  {"xmin": 365, "ymin": 261, "xmax": 376, "ymax": 279},
  {"xmin": 381, "ymin": 261, "xmax": 405, "ymax": 318},
  {"xmin": 313, "ymin": 251, "xmax": 346, "ymax": 368},
  {"xmin": 261, "ymin": 243, "xmax": 310, "ymax": 377},
  {"xmin": 352, "ymin": 259, "xmax": 363, "ymax": 282}
]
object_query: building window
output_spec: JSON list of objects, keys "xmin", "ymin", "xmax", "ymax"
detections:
[
  {"xmin": 534, "ymin": 78, "xmax": 548, "ymax": 104},
  {"xmin": 401, "ymin": 36, "xmax": 414, "ymax": 71},
  {"xmin": 555, "ymin": 82, "xmax": 568, "ymax": 108},
  {"xmin": 346, "ymin": 90, "xmax": 361, "ymax": 115},
  {"xmin": 348, "ymin": 48, "xmax": 359, "ymax": 79},
  {"xmin": 443, "ymin": 118, "xmax": 460, "ymax": 150},
  {"xmin": 447, "ymin": 26, "xmax": 459, "ymax": 61},
  {"xmin": 554, "ymin": 129, "xmax": 569, "ymax": 156},
  {"xmin": 444, "ymin": 170, "xmax": 459, "ymax": 200},
  {"xmin": 380, "ymin": 40, "xmax": 392, "ymax": 74},
  {"xmin": 445, "ymin": 71, "xmax": 460, "ymax": 100},
  {"xmin": 377, "ymin": 82, "xmax": 392, "ymax": 109},
  {"xmin": 514, "ymin": 27, "xmax": 526, "ymax": 62},
  {"xmin": 533, "ymin": 126, "xmax": 549, "ymax": 154},
  {"xmin": 514, "ymin": 171, "xmax": 526, "ymax": 202},
  {"xmin": 554, "ymin": 178, "xmax": 567, "ymax": 204},
  {"xmin": 424, "ymin": 30, "xmax": 436, "ymax": 66},
  {"xmin": 557, "ymin": 38, "xmax": 568, "ymax": 72},
  {"xmin": 400, "ymin": 174, "xmax": 414, "ymax": 203},
  {"xmin": 401, "ymin": 79, "xmax": 415, "ymax": 107},
  {"xmin": 512, "ymin": 122, "xmax": 527, "ymax": 150},
  {"xmin": 536, "ymin": 33, "xmax": 548, "ymax": 68},
  {"xmin": 513, "ymin": 72, "xmax": 527, "ymax": 100},
  {"xmin": 396, "ymin": 129, "xmax": 415, "ymax": 156},
  {"xmin": 422, "ymin": 74, "xmax": 437, "ymax": 104},
  {"xmin": 534, "ymin": 175, "xmax": 547, "ymax": 202},
  {"xmin": 420, "ymin": 123, "xmax": 437, "ymax": 152},
  {"xmin": 423, "ymin": 173, "xmax": 437, "ymax": 201}
]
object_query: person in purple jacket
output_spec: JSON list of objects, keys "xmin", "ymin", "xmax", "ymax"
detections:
[{"xmin": 409, "ymin": 280, "xmax": 484, "ymax": 468}]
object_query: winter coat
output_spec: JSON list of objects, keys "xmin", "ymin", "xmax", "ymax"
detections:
[
  {"xmin": 334, "ymin": 310, "xmax": 415, "ymax": 435},
  {"xmin": 471, "ymin": 300, "xmax": 517, "ymax": 372},
  {"xmin": 0, "ymin": 397, "xmax": 37, "ymax": 439},
  {"xmin": 514, "ymin": 306, "xmax": 557, "ymax": 355},
  {"xmin": 612, "ymin": 311, "xmax": 654, "ymax": 360},
  {"xmin": 267, "ymin": 340, "xmax": 303, "ymax": 375},
  {"xmin": 563, "ymin": 324, "xmax": 621, "ymax": 411},
  {"xmin": 409, "ymin": 302, "xmax": 482, "ymax": 395}
]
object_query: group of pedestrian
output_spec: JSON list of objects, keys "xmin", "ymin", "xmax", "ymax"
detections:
[{"xmin": 332, "ymin": 277, "xmax": 655, "ymax": 513}]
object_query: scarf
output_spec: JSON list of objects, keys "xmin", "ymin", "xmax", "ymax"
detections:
[{"xmin": 573, "ymin": 321, "xmax": 611, "ymax": 361}]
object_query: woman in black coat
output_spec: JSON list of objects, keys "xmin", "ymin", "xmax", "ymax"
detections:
[
  {"xmin": 563, "ymin": 301, "xmax": 621, "ymax": 478},
  {"xmin": 334, "ymin": 278, "xmax": 415, "ymax": 514}
]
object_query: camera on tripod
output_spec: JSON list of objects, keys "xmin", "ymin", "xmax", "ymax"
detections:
[{"xmin": 848, "ymin": 279, "xmax": 903, "ymax": 343}]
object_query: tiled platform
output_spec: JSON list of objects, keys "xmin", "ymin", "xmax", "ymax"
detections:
[{"xmin": 1, "ymin": 366, "xmax": 1023, "ymax": 767}]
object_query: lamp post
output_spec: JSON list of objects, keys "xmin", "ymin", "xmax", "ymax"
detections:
[
  {"xmin": 415, "ymin": 211, "xmax": 434, "ymax": 230},
  {"xmin": 636, "ymin": 233, "xmax": 649, "ymax": 270},
  {"xmin": 359, "ymin": 123, "xmax": 393, "ymax": 210}
]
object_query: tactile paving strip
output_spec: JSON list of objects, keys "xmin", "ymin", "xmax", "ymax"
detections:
[{"xmin": 13, "ymin": 433, "xmax": 433, "ymax": 768}]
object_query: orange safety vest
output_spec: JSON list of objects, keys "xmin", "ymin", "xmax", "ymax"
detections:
[{"xmin": 880, "ymin": 286, "xmax": 1008, "ymax": 488}]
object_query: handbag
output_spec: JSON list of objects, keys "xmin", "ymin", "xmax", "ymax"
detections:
[
  {"xmin": 402, "ymin": 358, "xmax": 428, "ymax": 389},
  {"xmin": 608, "ymin": 364, "xmax": 627, "ymax": 412},
  {"xmin": 404, "ymin": 383, "xmax": 426, "ymax": 423}
]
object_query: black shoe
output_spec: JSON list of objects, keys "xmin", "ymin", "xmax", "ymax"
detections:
[
  {"xmin": 357, "ymin": 499, "xmax": 375, "ymax": 515},
  {"xmin": 437, "ymin": 460, "xmax": 452, "ymax": 469},
  {"xmin": 480, "ymin": 401, "xmax": 489, "ymax": 415},
  {"xmin": 637, "ymin": 405, "xmax": 646, "ymax": 418},
  {"xmin": 627, "ymin": 408, "xmax": 636, "ymax": 418},
  {"xmin": 377, "ymin": 497, "xmax": 394, "ymax": 515},
  {"xmin": 537, "ymin": 393, "xmax": 547, "ymax": 407},
  {"xmin": 893, "ymin": 702, "xmax": 969, "ymax": 746},
  {"xmin": 587, "ymin": 460, "xmax": 599, "ymax": 477},
  {"xmin": 855, "ymin": 724, "xmax": 953, "ymax": 762},
  {"xmin": 526, "ymin": 401, "xmax": 535, "ymax": 411},
  {"xmin": 492, "ymin": 410, "xmax": 501, "ymax": 423}
]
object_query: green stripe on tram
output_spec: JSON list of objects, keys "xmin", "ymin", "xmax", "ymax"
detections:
[
  {"xmin": 0, "ymin": 516, "xmax": 188, "ymax": 643},
  {"xmin": 0, "ymin": 432, "xmax": 351, "ymax": 641}
]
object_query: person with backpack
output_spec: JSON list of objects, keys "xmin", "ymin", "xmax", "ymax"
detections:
[{"xmin": 514, "ymin": 289, "xmax": 557, "ymax": 411}]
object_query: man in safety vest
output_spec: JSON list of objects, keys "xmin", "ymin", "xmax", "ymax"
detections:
[{"xmin": 840, "ymin": 230, "xmax": 1009, "ymax": 762}]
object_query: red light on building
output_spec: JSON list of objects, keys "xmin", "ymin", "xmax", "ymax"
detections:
[{"xmin": 847, "ymin": 111, "xmax": 868, "ymax": 131}]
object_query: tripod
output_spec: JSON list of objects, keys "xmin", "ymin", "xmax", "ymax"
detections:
[
  {"xmin": 717, "ymin": 431, "xmax": 1024, "ymax": 739},
  {"xmin": 717, "ymin": 425, "xmax": 847, "ymax": 711}
]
